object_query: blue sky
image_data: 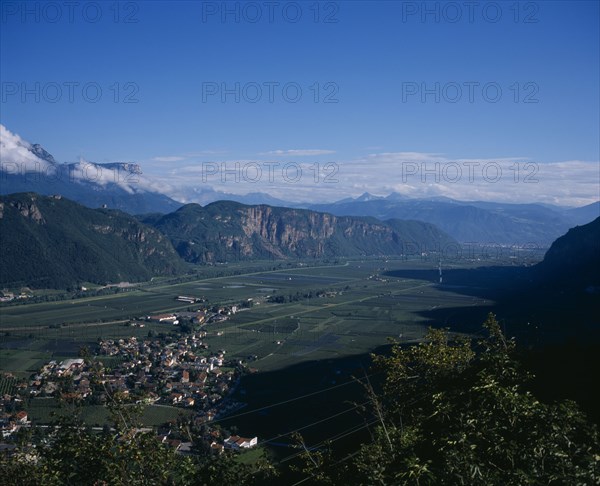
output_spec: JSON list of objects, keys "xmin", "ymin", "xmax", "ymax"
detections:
[{"xmin": 1, "ymin": 1, "xmax": 599, "ymax": 204}]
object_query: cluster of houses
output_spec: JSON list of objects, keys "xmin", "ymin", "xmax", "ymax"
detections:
[
  {"xmin": 204, "ymin": 432, "xmax": 258, "ymax": 454},
  {"xmin": 0, "ymin": 300, "xmax": 259, "ymax": 453},
  {"xmin": 224, "ymin": 435, "xmax": 258, "ymax": 450},
  {"xmin": 96, "ymin": 334, "xmax": 241, "ymax": 419},
  {"xmin": 26, "ymin": 358, "xmax": 91, "ymax": 399},
  {"xmin": 0, "ymin": 291, "xmax": 32, "ymax": 302},
  {"xmin": 368, "ymin": 273, "xmax": 390, "ymax": 283},
  {"xmin": 1, "ymin": 410, "xmax": 28, "ymax": 439}
]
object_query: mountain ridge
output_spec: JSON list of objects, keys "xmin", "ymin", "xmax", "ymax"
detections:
[
  {"xmin": 0, "ymin": 193, "xmax": 186, "ymax": 288},
  {"xmin": 143, "ymin": 200, "xmax": 458, "ymax": 264},
  {"xmin": 0, "ymin": 136, "xmax": 182, "ymax": 214},
  {"xmin": 308, "ymin": 196, "xmax": 599, "ymax": 244},
  {"xmin": 1, "ymin": 193, "xmax": 456, "ymax": 288}
]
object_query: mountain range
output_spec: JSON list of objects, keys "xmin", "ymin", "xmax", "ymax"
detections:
[
  {"xmin": 1, "ymin": 132, "xmax": 598, "ymax": 246},
  {"xmin": 0, "ymin": 193, "xmax": 455, "ymax": 289},
  {"xmin": 309, "ymin": 193, "xmax": 600, "ymax": 245}
]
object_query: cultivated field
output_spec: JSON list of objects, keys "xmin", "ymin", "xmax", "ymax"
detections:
[
  {"xmin": 0, "ymin": 256, "xmax": 506, "ymax": 429},
  {"xmin": 1, "ymin": 257, "xmax": 496, "ymax": 372}
]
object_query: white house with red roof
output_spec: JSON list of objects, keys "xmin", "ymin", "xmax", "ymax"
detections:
[{"xmin": 224, "ymin": 435, "xmax": 258, "ymax": 450}]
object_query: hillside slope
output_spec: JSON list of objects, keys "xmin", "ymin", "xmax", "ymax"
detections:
[
  {"xmin": 0, "ymin": 193, "xmax": 185, "ymax": 288},
  {"xmin": 535, "ymin": 216, "xmax": 600, "ymax": 290}
]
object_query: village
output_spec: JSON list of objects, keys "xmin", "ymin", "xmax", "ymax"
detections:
[{"xmin": 0, "ymin": 297, "xmax": 258, "ymax": 455}]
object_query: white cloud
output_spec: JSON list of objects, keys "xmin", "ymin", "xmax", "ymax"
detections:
[
  {"xmin": 262, "ymin": 149, "xmax": 336, "ymax": 156},
  {"xmin": 161, "ymin": 153, "xmax": 599, "ymax": 206},
  {"xmin": 366, "ymin": 152, "xmax": 444, "ymax": 162},
  {"xmin": 150, "ymin": 150, "xmax": 229, "ymax": 163},
  {"xmin": 0, "ymin": 125, "xmax": 178, "ymax": 197},
  {"xmin": 152, "ymin": 156, "xmax": 186, "ymax": 162},
  {"xmin": 0, "ymin": 124, "xmax": 53, "ymax": 172},
  {"xmin": 334, "ymin": 153, "xmax": 599, "ymax": 207},
  {"xmin": 183, "ymin": 150, "xmax": 228, "ymax": 157},
  {"xmin": 2, "ymin": 125, "xmax": 598, "ymax": 207}
]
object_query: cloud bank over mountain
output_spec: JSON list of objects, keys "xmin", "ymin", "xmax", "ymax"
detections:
[{"xmin": 1, "ymin": 125, "xmax": 598, "ymax": 207}]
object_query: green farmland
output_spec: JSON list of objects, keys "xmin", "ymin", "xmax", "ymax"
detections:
[
  {"xmin": 1, "ymin": 257, "xmax": 501, "ymax": 430},
  {"xmin": 1, "ymin": 257, "xmax": 495, "ymax": 372}
]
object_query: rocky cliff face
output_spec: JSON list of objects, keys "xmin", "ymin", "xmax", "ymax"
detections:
[
  {"xmin": 149, "ymin": 201, "xmax": 456, "ymax": 263},
  {"xmin": 240, "ymin": 206, "xmax": 335, "ymax": 250},
  {"xmin": 0, "ymin": 193, "xmax": 458, "ymax": 288},
  {"xmin": 0, "ymin": 197, "xmax": 45, "ymax": 223}
]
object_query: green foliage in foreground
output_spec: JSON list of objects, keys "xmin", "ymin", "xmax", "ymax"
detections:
[
  {"xmin": 295, "ymin": 314, "xmax": 600, "ymax": 485},
  {"xmin": 1, "ymin": 381, "xmax": 275, "ymax": 486},
  {"xmin": 2, "ymin": 314, "xmax": 598, "ymax": 485},
  {"xmin": 1, "ymin": 412, "xmax": 276, "ymax": 486}
]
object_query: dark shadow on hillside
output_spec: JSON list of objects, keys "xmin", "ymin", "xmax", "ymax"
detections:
[
  {"xmin": 218, "ymin": 348, "xmax": 387, "ymax": 460},
  {"xmin": 220, "ymin": 337, "xmax": 600, "ymax": 484},
  {"xmin": 384, "ymin": 266, "xmax": 600, "ymax": 344},
  {"xmin": 385, "ymin": 266, "xmax": 533, "ymax": 300},
  {"xmin": 382, "ymin": 265, "xmax": 536, "ymax": 338},
  {"xmin": 220, "ymin": 332, "xmax": 600, "ymax": 476},
  {"xmin": 383, "ymin": 265, "xmax": 600, "ymax": 425}
]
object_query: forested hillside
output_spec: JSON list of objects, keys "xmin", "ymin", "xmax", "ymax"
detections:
[{"xmin": 0, "ymin": 193, "xmax": 185, "ymax": 288}]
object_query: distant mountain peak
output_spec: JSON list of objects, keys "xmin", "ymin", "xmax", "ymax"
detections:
[
  {"xmin": 308, "ymin": 195, "xmax": 597, "ymax": 245},
  {"xmin": 385, "ymin": 192, "xmax": 409, "ymax": 201},
  {"xmin": 100, "ymin": 162, "xmax": 143, "ymax": 174},
  {"xmin": 355, "ymin": 192, "xmax": 383, "ymax": 202},
  {"xmin": 1, "ymin": 129, "xmax": 181, "ymax": 215},
  {"xmin": 30, "ymin": 143, "xmax": 57, "ymax": 165}
]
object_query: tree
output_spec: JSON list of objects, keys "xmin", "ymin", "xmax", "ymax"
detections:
[
  {"xmin": 294, "ymin": 314, "xmax": 600, "ymax": 484},
  {"xmin": 0, "ymin": 399, "xmax": 278, "ymax": 485}
]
